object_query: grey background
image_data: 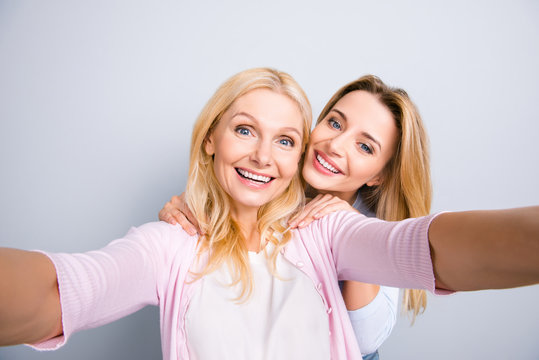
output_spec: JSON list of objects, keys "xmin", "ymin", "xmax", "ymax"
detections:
[{"xmin": 1, "ymin": 0, "xmax": 538, "ymax": 359}]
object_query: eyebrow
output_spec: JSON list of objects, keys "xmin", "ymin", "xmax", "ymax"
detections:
[
  {"xmin": 330, "ymin": 108, "xmax": 382, "ymax": 151},
  {"xmin": 233, "ymin": 111, "xmax": 303, "ymax": 138}
]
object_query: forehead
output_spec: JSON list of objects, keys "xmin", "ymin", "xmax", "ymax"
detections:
[
  {"xmin": 333, "ymin": 91, "xmax": 394, "ymax": 126},
  {"xmin": 336, "ymin": 90, "xmax": 382, "ymax": 111},
  {"xmin": 223, "ymin": 88, "xmax": 304, "ymax": 131}
]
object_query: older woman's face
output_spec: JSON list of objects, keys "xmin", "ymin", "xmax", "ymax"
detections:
[
  {"xmin": 302, "ymin": 90, "xmax": 398, "ymax": 204},
  {"xmin": 205, "ymin": 88, "xmax": 304, "ymax": 216}
]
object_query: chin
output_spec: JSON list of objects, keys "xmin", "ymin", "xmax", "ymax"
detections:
[
  {"xmin": 237, "ymin": 196, "xmax": 271, "ymax": 209},
  {"xmin": 302, "ymin": 171, "xmax": 323, "ymax": 188}
]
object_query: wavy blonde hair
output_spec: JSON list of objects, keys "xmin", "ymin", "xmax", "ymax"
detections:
[
  {"xmin": 317, "ymin": 75, "xmax": 432, "ymax": 322},
  {"xmin": 185, "ymin": 68, "xmax": 312, "ymax": 301}
]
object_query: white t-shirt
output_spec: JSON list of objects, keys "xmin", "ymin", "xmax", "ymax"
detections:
[{"xmin": 185, "ymin": 246, "xmax": 330, "ymax": 360}]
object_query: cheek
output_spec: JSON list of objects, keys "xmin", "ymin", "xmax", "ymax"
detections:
[
  {"xmin": 308, "ymin": 129, "xmax": 322, "ymax": 144},
  {"xmin": 348, "ymin": 157, "xmax": 385, "ymax": 183},
  {"xmin": 305, "ymin": 142, "xmax": 315, "ymax": 156},
  {"xmin": 280, "ymin": 152, "xmax": 301, "ymax": 180},
  {"xmin": 310, "ymin": 124, "xmax": 332, "ymax": 141},
  {"xmin": 212, "ymin": 151, "xmax": 232, "ymax": 177}
]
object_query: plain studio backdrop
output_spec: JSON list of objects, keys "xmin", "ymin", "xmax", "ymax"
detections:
[{"xmin": 0, "ymin": 1, "xmax": 538, "ymax": 359}]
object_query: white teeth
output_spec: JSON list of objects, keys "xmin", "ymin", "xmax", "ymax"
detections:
[
  {"xmin": 237, "ymin": 168, "xmax": 271, "ymax": 183},
  {"xmin": 316, "ymin": 154, "xmax": 339, "ymax": 173}
]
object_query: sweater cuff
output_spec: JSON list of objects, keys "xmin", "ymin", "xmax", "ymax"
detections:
[{"xmin": 26, "ymin": 251, "xmax": 72, "ymax": 351}]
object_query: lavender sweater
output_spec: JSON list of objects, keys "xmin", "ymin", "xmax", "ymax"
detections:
[{"xmin": 34, "ymin": 210, "xmax": 447, "ymax": 359}]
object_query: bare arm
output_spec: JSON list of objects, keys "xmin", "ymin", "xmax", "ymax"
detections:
[
  {"xmin": 429, "ymin": 206, "xmax": 539, "ymax": 291},
  {"xmin": 0, "ymin": 248, "xmax": 62, "ymax": 346},
  {"xmin": 340, "ymin": 281, "xmax": 380, "ymax": 310}
]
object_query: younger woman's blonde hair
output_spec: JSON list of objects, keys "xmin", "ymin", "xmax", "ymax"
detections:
[
  {"xmin": 317, "ymin": 75, "xmax": 432, "ymax": 322},
  {"xmin": 185, "ymin": 67, "xmax": 312, "ymax": 300}
]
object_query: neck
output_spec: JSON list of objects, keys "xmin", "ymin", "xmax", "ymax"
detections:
[
  {"xmin": 316, "ymin": 189, "xmax": 358, "ymax": 205},
  {"xmin": 231, "ymin": 206, "xmax": 262, "ymax": 252}
]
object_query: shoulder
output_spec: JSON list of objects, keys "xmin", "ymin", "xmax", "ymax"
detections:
[
  {"xmin": 133, "ymin": 221, "xmax": 193, "ymax": 239},
  {"xmin": 291, "ymin": 211, "xmax": 373, "ymax": 247},
  {"xmin": 292, "ymin": 211, "xmax": 390, "ymax": 253},
  {"xmin": 122, "ymin": 221, "xmax": 199, "ymax": 256},
  {"xmin": 310, "ymin": 210, "xmax": 378, "ymax": 233}
]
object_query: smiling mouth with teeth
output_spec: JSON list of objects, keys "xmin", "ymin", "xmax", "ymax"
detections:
[
  {"xmin": 316, "ymin": 154, "xmax": 340, "ymax": 174},
  {"xmin": 236, "ymin": 168, "xmax": 273, "ymax": 183}
]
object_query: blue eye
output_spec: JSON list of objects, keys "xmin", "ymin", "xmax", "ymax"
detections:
[
  {"xmin": 328, "ymin": 118, "xmax": 342, "ymax": 130},
  {"xmin": 359, "ymin": 143, "xmax": 373, "ymax": 154},
  {"xmin": 279, "ymin": 138, "xmax": 294, "ymax": 147},
  {"xmin": 236, "ymin": 127, "xmax": 251, "ymax": 136}
]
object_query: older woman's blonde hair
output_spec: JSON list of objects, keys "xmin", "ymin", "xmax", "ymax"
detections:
[
  {"xmin": 185, "ymin": 68, "xmax": 312, "ymax": 300},
  {"xmin": 317, "ymin": 75, "xmax": 432, "ymax": 322}
]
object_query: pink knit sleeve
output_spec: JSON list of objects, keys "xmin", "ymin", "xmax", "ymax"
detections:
[
  {"xmin": 323, "ymin": 211, "xmax": 451, "ymax": 295},
  {"xmin": 29, "ymin": 221, "xmax": 184, "ymax": 350}
]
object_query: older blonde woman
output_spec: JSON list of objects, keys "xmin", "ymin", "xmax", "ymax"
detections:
[{"xmin": 1, "ymin": 68, "xmax": 538, "ymax": 359}]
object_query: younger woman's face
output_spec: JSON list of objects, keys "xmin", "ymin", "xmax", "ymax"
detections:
[{"xmin": 302, "ymin": 90, "xmax": 398, "ymax": 204}]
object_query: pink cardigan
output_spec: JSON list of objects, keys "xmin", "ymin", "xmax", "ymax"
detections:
[{"xmin": 34, "ymin": 211, "xmax": 447, "ymax": 359}]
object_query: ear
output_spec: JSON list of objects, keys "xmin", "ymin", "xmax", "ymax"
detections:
[
  {"xmin": 366, "ymin": 174, "xmax": 383, "ymax": 187},
  {"xmin": 204, "ymin": 133, "xmax": 215, "ymax": 156}
]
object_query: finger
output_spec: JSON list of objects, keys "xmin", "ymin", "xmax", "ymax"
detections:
[
  {"xmin": 182, "ymin": 207, "xmax": 202, "ymax": 234},
  {"xmin": 164, "ymin": 213, "xmax": 177, "ymax": 225},
  {"xmin": 303, "ymin": 194, "xmax": 339, "ymax": 215},
  {"xmin": 297, "ymin": 202, "xmax": 334, "ymax": 228},
  {"xmin": 175, "ymin": 211, "xmax": 198, "ymax": 236},
  {"xmin": 158, "ymin": 209, "xmax": 166, "ymax": 222},
  {"xmin": 159, "ymin": 200, "xmax": 176, "ymax": 222},
  {"xmin": 299, "ymin": 198, "xmax": 352, "ymax": 227},
  {"xmin": 310, "ymin": 198, "xmax": 344, "ymax": 216},
  {"xmin": 312, "ymin": 200, "xmax": 356, "ymax": 219},
  {"xmin": 288, "ymin": 218, "xmax": 300, "ymax": 228},
  {"xmin": 289, "ymin": 205, "xmax": 319, "ymax": 227},
  {"xmin": 290, "ymin": 194, "xmax": 334, "ymax": 227},
  {"xmin": 175, "ymin": 194, "xmax": 202, "ymax": 234},
  {"xmin": 170, "ymin": 194, "xmax": 183, "ymax": 207}
]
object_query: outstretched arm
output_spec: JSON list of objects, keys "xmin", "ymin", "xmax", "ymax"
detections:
[
  {"xmin": 429, "ymin": 206, "xmax": 539, "ymax": 291},
  {"xmin": 0, "ymin": 248, "xmax": 62, "ymax": 346},
  {"xmin": 327, "ymin": 206, "xmax": 539, "ymax": 293}
]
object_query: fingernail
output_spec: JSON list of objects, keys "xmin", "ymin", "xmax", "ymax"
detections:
[
  {"xmin": 298, "ymin": 221, "xmax": 305, "ymax": 228},
  {"xmin": 314, "ymin": 213, "xmax": 320, "ymax": 219}
]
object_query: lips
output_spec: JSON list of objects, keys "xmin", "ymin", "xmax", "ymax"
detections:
[
  {"xmin": 236, "ymin": 168, "xmax": 274, "ymax": 184},
  {"xmin": 314, "ymin": 151, "xmax": 342, "ymax": 175}
]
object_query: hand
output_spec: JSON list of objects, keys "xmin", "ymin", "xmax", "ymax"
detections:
[
  {"xmin": 288, "ymin": 193, "xmax": 359, "ymax": 229},
  {"xmin": 158, "ymin": 193, "xmax": 201, "ymax": 236}
]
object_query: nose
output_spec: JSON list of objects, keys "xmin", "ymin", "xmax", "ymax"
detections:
[
  {"xmin": 327, "ymin": 133, "xmax": 346, "ymax": 157},
  {"xmin": 250, "ymin": 139, "xmax": 273, "ymax": 168}
]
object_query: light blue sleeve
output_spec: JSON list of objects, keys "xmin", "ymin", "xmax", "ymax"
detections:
[{"xmin": 347, "ymin": 286, "xmax": 400, "ymax": 356}]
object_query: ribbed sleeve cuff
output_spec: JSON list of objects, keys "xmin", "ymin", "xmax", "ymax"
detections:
[
  {"xmin": 392, "ymin": 212, "xmax": 454, "ymax": 295},
  {"xmin": 26, "ymin": 251, "xmax": 78, "ymax": 350}
]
